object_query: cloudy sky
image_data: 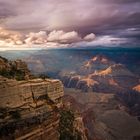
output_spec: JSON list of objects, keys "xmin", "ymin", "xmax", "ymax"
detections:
[{"xmin": 0, "ymin": 0, "xmax": 140, "ymax": 49}]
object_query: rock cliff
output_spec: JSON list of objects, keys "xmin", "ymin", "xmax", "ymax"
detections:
[
  {"xmin": 0, "ymin": 76, "xmax": 64, "ymax": 140},
  {"xmin": 0, "ymin": 56, "xmax": 87, "ymax": 140}
]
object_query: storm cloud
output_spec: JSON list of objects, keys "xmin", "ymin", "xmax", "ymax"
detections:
[{"xmin": 0, "ymin": 0, "xmax": 140, "ymax": 47}]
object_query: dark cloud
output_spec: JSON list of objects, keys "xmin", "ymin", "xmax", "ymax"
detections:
[
  {"xmin": 101, "ymin": 0, "xmax": 137, "ymax": 4},
  {"xmin": 0, "ymin": 3, "xmax": 16, "ymax": 20},
  {"xmin": 111, "ymin": 0, "xmax": 139, "ymax": 4},
  {"xmin": 0, "ymin": 0, "xmax": 140, "ymax": 46}
]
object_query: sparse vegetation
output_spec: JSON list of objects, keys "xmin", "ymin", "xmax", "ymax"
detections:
[
  {"xmin": 0, "ymin": 68, "xmax": 25, "ymax": 80},
  {"xmin": 38, "ymin": 74, "xmax": 50, "ymax": 79},
  {"xmin": 59, "ymin": 109, "xmax": 82, "ymax": 140},
  {"xmin": 0, "ymin": 56, "xmax": 29, "ymax": 80},
  {"xmin": 15, "ymin": 70, "xmax": 25, "ymax": 81},
  {"xmin": 0, "ymin": 69, "xmax": 11, "ymax": 78}
]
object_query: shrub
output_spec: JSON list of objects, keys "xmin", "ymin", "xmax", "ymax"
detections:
[
  {"xmin": 38, "ymin": 74, "xmax": 50, "ymax": 79},
  {"xmin": 0, "ymin": 68, "xmax": 25, "ymax": 81}
]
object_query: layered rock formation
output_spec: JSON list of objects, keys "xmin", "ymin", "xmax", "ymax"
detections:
[
  {"xmin": 61, "ymin": 56, "xmax": 139, "ymax": 93},
  {"xmin": 78, "ymin": 55, "xmax": 115, "ymax": 75},
  {"xmin": 0, "ymin": 76, "xmax": 64, "ymax": 140}
]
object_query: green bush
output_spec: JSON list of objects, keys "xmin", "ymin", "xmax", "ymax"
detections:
[
  {"xmin": 0, "ymin": 68, "xmax": 25, "ymax": 80},
  {"xmin": 15, "ymin": 70, "xmax": 25, "ymax": 81},
  {"xmin": 0, "ymin": 69, "xmax": 8, "ymax": 78}
]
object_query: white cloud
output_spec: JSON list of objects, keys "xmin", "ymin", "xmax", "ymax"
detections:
[
  {"xmin": 47, "ymin": 30, "xmax": 81, "ymax": 43},
  {"xmin": 84, "ymin": 33, "xmax": 96, "ymax": 41},
  {"xmin": 3, "ymin": 26, "xmax": 127, "ymax": 49},
  {"xmin": 0, "ymin": 27, "xmax": 96, "ymax": 49},
  {"xmin": 0, "ymin": 27, "xmax": 24, "ymax": 45},
  {"xmin": 25, "ymin": 30, "xmax": 83, "ymax": 45},
  {"xmin": 25, "ymin": 31, "xmax": 47, "ymax": 45}
]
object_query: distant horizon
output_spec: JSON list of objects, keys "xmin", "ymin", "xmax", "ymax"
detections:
[{"xmin": 0, "ymin": 45, "xmax": 140, "ymax": 52}]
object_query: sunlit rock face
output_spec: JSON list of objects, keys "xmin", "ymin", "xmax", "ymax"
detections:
[
  {"xmin": 79, "ymin": 55, "xmax": 115, "ymax": 75},
  {"xmin": 133, "ymin": 84, "xmax": 140, "ymax": 93},
  {"xmin": 61, "ymin": 57, "xmax": 139, "ymax": 93},
  {"xmin": 0, "ymin": 77, "xmax": 64, "ymax": 140}
]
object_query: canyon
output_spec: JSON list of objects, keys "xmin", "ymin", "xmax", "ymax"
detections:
[
  {"xmin": 63, "ymin": 88, "xmax": 140, "ymax": 140},
  {"xmin": 0, "ymin": 54, "xmax": 140, "ymax": 140},
  {"xmin": 60, "ymin": 55, "xmax": 139, "ymax": 93}
]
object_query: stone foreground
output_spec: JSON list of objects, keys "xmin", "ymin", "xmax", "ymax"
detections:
[{"xmin": 0, "ymin": 77, "xmax": 64, "ymax": 140}]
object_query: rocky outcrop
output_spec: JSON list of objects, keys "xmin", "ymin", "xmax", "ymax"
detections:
[
  {"xmin": 0, "ymin": 56, "xmax": 10, "ymax": 70},
  {"xmin": 0, "ymin": 56, "xmax": 30, "ymax": 80},
  {"xmin": 0, "ymin": 77, "xmax": 64, "ymax": 140},
  {"xmin": 97, "ymin": 64, "xmax": 135, "ymax": 77}
]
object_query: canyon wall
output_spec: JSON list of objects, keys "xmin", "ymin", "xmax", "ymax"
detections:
[
  {"xmin": 0, "ymin": 56, "xmax": 88, "ymax": 140},
  {"xmin": 0, "ymin": 77, "xmax": 64, "ymax": 140}
]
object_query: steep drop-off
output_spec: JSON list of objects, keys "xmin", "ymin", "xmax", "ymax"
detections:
[
  {"xmin": 0, "ymin": 56, "xmax": 87, "ymax": 140},
  {"xmin": 0, "ymin": 77, "xmax": 64, "ymax": 140}
]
